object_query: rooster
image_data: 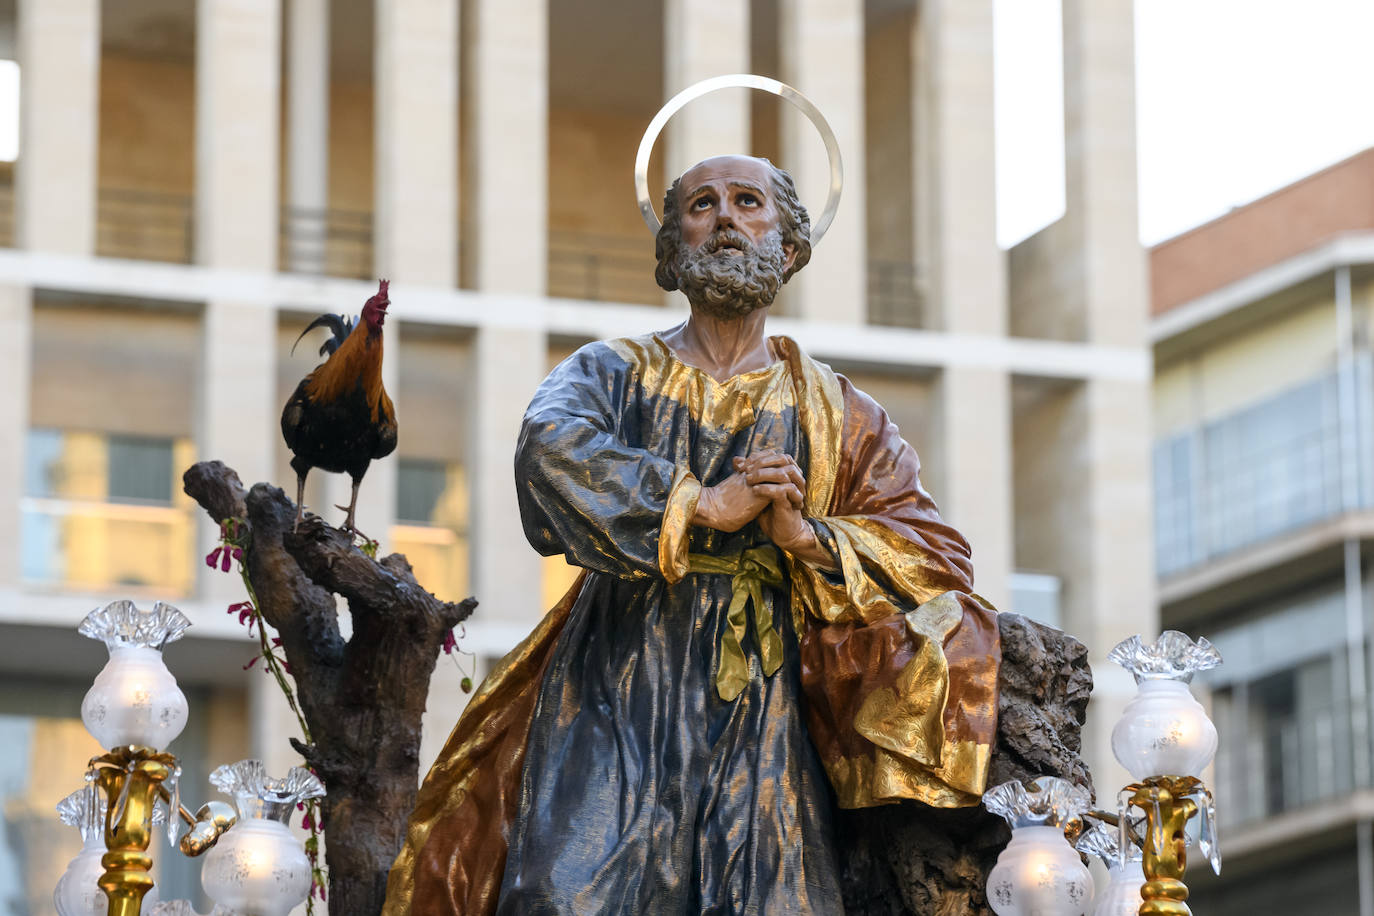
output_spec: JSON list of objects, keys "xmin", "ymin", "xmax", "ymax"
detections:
[{"xmin": 282, "ymin": 279, "xmax": 398, "ymax": 532}]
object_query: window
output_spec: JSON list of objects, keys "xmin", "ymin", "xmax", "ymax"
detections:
[
  {"xmin": 107, "ymin": 435, "xmax": 174, "ymax": 504},
  {"xmin": 391, "ymin": 460, "xmax": 469, "ymax": 602},
  {"xmin": 20, "ymin": 429, "xmax": 194, "ymax": 593}
]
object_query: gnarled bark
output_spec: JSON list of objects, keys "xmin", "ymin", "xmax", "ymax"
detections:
[
  {"xmin": 837, "ymin": 613, "xmax": 1094, "ymax": 914},
  {"xmin": 183, "ymin": 461, "xmax": 475, "ymax": 916}
]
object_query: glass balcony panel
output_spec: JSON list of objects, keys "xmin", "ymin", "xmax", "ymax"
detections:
[
  {"xmin": 1154, "ymin": 354, "xmax": 1374, "ymax": 576},
  {"xmin": 20, "ymin": 499, "xmax": 195, "ymax": 594}
]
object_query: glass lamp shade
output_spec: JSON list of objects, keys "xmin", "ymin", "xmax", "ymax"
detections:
[
  {"xmin": 54, "ymin": 782, "xmax": 163, "ymax": 916},
  {"xmin": 81, "ymin": 646, "xmax": 188, "ymax": 749},
  {"xmin": 78, "ymin": 600, "xmax": 192, "ymax": 750},
  {"xmin": 1076, "ymin": 821, "xmax": 1144, "ymax": 916},
  {"xmin": 53, "ymin": 841, "xmax": 109, "ymax": 916},
  {"xmin": 1109, "ymin": 631, "xmax": 1222, "ymax": 781},
  {"xmin": 1091, "ymin": 862, "xmax": 1146, "ymax": 916},
  {"xmin": 984, "ymin": 777, "xmax": 1095, "ymax": 916},
  {"xmin": 201, "ymin": 760, "xmax": 325, "ymax": 916},
  {"xmin": 1111, "ymin": 679, "xmax": 1218, "ymax": 780},
  {"xmin": 201, "ymin": 818, "xmax": 312, "ymax": 916},
  {"xmin": 987, "ymin": 826, "xmax": 1094, "ymax": 916}
]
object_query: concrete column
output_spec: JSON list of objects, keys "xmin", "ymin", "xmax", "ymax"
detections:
[
  {"xmin": 1060, "ymin": 0, "xmax": 1148, "ymax": 347},
  {"xmin": 197, "ymin": 301, "xmax": 276, "ymax": 602},
  {"xmin": 470, "ymin": 325, "xmax": 544, "ymax": 625},
  {"xmin": 374, "ymin": 0, "xmax": 458, "ymax": 287},
  {"xmin": 196, "ymin": 0, "xmax": 281, "ymax": 271},
  {"xmin": 465, "ymin": 0, "xmax": 546, "ymax": 294},
  {"xmin": 935, "ymin": 368, "xmax": 1012, "ymax": 610},
  {"xmin": 15, "ymin": 0, "xmax": 98, "ymax": 254},
  {"xmin": 912, "ymin": 0, "xmax": 1002, "ymax": 336},
  {"xmin": 1014, "ymin": 378, "xmax": 1157, "ymax": 794},
  {"xmin": 663, "ymin": 0, "xmax": 750, "ymax": 180},
  {"xmin": 778, "ymin": 0, "xmax": 865, "ymax": 324},
  {"xmin": 0, "ymin": 286, "xmax": 31, "ymax": 590},
  {"xmin": 912, "ymin": 0, "xmax": 1012, "ymax": 609},
  {"xmin": 250, "ymin": 672, "xmax": 306, "ymax": 778},
  {"xmin": 286, "ymin": 0, "xmax": 329, "ymax": 271}
]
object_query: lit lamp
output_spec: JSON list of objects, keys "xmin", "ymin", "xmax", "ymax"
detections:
[
  {"xmin": 201, "ymin": 759, "xmax": 325, "ymax": 916},
  {"xmin": 984, "ymin": 776, "xmax": 1095, "ymax": 916},
  {"xmin": 149, "ymin": 901, "xmax": 234, "ymax": 915},
  {"xmin": 78, "ymin": 600, "xmax": 192, "ymax": 916},
  {"xmin": 54, "ymin": 783, "xmax": 163, "ymax": 916},
  {"xmin": 1076, "ymin": 819, "xmax": 1145, "ymax": 916},
  {"xmin": 1109, "ymin": 631, "xmax": 1223, "ymax": 916}
]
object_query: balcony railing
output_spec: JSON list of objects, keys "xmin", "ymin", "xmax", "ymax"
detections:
[
  {"xmin": 547, "ymin": 231, "xmax": 661, "ymax": 305},
  {"xmin": 20, "ymin": 497, "xmax": 195, "ymax": 595},
  {"xmin": 97, "ymin": 188, "xmax": 194, "ymax": 263},
  {"xmin": 279, "ymin": 206, "xmax": 374, "ymax": 280},
  {"xmin": 1155, "ymin": 354, "xmax": 1374, "ymax": 577},
  {"xmin": 1215, "ymin": 704, "xmax": 1353, "ymax": 827},
  {"xmin": 867, "ymin": 259, "xmax": 923, "ymax": 328}
]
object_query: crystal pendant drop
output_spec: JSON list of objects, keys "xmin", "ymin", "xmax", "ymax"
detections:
[{"xmin": 1194, "ymin": 786, "xmax": 1221, "ymax": 875}]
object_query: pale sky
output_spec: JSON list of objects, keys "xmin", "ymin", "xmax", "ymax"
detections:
[
  {"xmin": 995, "ymin": 0, "xmax": 1374, "ymax": 248},
  {"xmin": 1, "ymin": 3, "xmax": 1370, "ymax": 252}
]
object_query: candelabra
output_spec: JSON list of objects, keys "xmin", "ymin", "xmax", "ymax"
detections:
[
  {"xmin": 55, "ymin": 600, "xmax": 319, "ymax": 916},
  {"xmin": 985, "ymin": 630, "xmax": 1224, "ymax": 916}
]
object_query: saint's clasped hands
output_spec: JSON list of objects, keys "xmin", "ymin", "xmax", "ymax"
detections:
[{"xmin": 692, "ymin": 450, "xmax": 834, "ymax": 569}]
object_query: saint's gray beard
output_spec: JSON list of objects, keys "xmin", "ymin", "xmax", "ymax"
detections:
[{"xmin": 673, "ymin": 230, "xmax": 788, "ymax": 319}]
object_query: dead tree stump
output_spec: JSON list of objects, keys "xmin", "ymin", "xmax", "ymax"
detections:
[
  {"xmin": 183, "ymin": 461, "xmax": 475, "ymax": 916},
  {"xmin": 836, "ymin": 613, "xmax": 1095, "ymax": 915}
]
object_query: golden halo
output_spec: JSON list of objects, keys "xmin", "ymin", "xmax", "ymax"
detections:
[{"xmin": 634, "ymin": 74, "xmax": 844, "ymax": 246}]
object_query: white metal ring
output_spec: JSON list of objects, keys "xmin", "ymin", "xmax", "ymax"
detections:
[{"xmin": 634, "ymin": 74, "xmax": 844, "ymax": 247}]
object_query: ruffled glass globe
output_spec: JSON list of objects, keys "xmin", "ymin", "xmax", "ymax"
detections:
[
  {"xmin": 78, "ymin": 600, "xmax": 191, "ymax": 749},
  {"xmin": 201, "ymin": 760, "xmax": 325, "ymax": 916},
  {"xmin": 1109, "ymin": 632, "xmax": 1222, "ymax": 780},
  {"xmin": 984, "ymin": 777, "xmax": 1094, "ymax": 916}
]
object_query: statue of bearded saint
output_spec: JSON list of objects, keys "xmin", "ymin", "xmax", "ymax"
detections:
[{"xmin": 383, "ymin": 156, "xmax": 1001, "ymax": 916}]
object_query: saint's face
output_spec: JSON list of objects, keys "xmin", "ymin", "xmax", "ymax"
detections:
[{"xmin": 676, "ymin": 156, "xmax": 782, "ymax": 257}]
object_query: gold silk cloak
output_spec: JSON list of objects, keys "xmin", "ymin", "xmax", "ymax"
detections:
[{"xmin": 382, "ymin": 335, "xmax": 1000, "ymax": 915}]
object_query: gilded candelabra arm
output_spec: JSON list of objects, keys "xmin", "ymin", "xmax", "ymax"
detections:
[
  {"xmin": 1127, "ymin": 775, "xmax": 1204, "ymax": 916},
  {"xmin": 89, "ymin": 746, "xmax": 178, "ymax": 916},
  {"xmin": 1086, "ymin": 808, "xmax": 1145, "ymax": 850},
  {"xmin": 175, "ymin": 800, "xmax": 239, "ymax": 856}
]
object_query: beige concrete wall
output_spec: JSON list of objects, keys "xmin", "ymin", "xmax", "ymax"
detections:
[
  {"xmin": 97, "ymin": 53, "xmax": 378, "ymax": 218},
  {"xmin": 1153, "ymin": 295, "xmax": 1338, "ymax": 438},
  {"xmin": 839, "ymin": 366, "xmax": 939, "ymax": 488},
  {"xmin": 329, "ymin": 80, "xmax": 375, "ymax": 213},
  {"xmin": 98, "ymin": 54, "xmax": 195, "ymax": 194},
  {"xmin": 864, "ymin": 11, "xmax": 915, "ymax": 268},
  {"xmin": 30, "ymin": 301, "xmax": 199, "ymax": 437},
  {"xmin": 548, "ymin": 107, "xmax": 660, "ymax": 240}
]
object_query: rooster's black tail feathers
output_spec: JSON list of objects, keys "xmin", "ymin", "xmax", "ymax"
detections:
[{"xmin": 291, "ymin": 313, "xmax": 355, "ymax": 358}]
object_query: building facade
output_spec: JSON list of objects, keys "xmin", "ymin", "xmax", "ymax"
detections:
[
  {"xmin": 1151, "ymin": 148, "xmax": 1374, "ymax": 914},
  {"xmin": 0, "ymin": 0, "xmax": 1154, "ymax": 908}
]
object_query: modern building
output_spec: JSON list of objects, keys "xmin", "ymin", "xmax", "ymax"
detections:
[
  {"xmin": 1151, "ymin": 147, "xmax": 1374, "ymax": 914},
  {"xmin": 0, "ymin": 0, "xmax": 1154, "ymax": 908}
]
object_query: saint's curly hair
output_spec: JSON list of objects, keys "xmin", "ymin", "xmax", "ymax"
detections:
[{"xmin": 654, "ymin": 159, "xmax": 812, "ymax": 292}]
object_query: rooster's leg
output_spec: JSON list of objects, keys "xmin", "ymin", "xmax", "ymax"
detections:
[
  {"xmin": 293, "ymin": 471, "xmax": 307, "ymax": 532},
  {"xmin": 342, "ymin": 476, "xmax": 361, "ymax": 532}
]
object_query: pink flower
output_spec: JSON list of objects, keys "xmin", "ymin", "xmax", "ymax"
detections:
[
  {"xmin": 301, "ymin": 812, "xmax": 315, "ymax": 831},
  {"xmin": 205, "ymin": 547, "xmax": 223, "ymax": 569},
  {"xmin": 243, "ymin": 656, "xmax": 258, "ymax": 670},
  {"xmin": 442, "ymin": 628, "xmax": 457, "ymax": 655}
]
